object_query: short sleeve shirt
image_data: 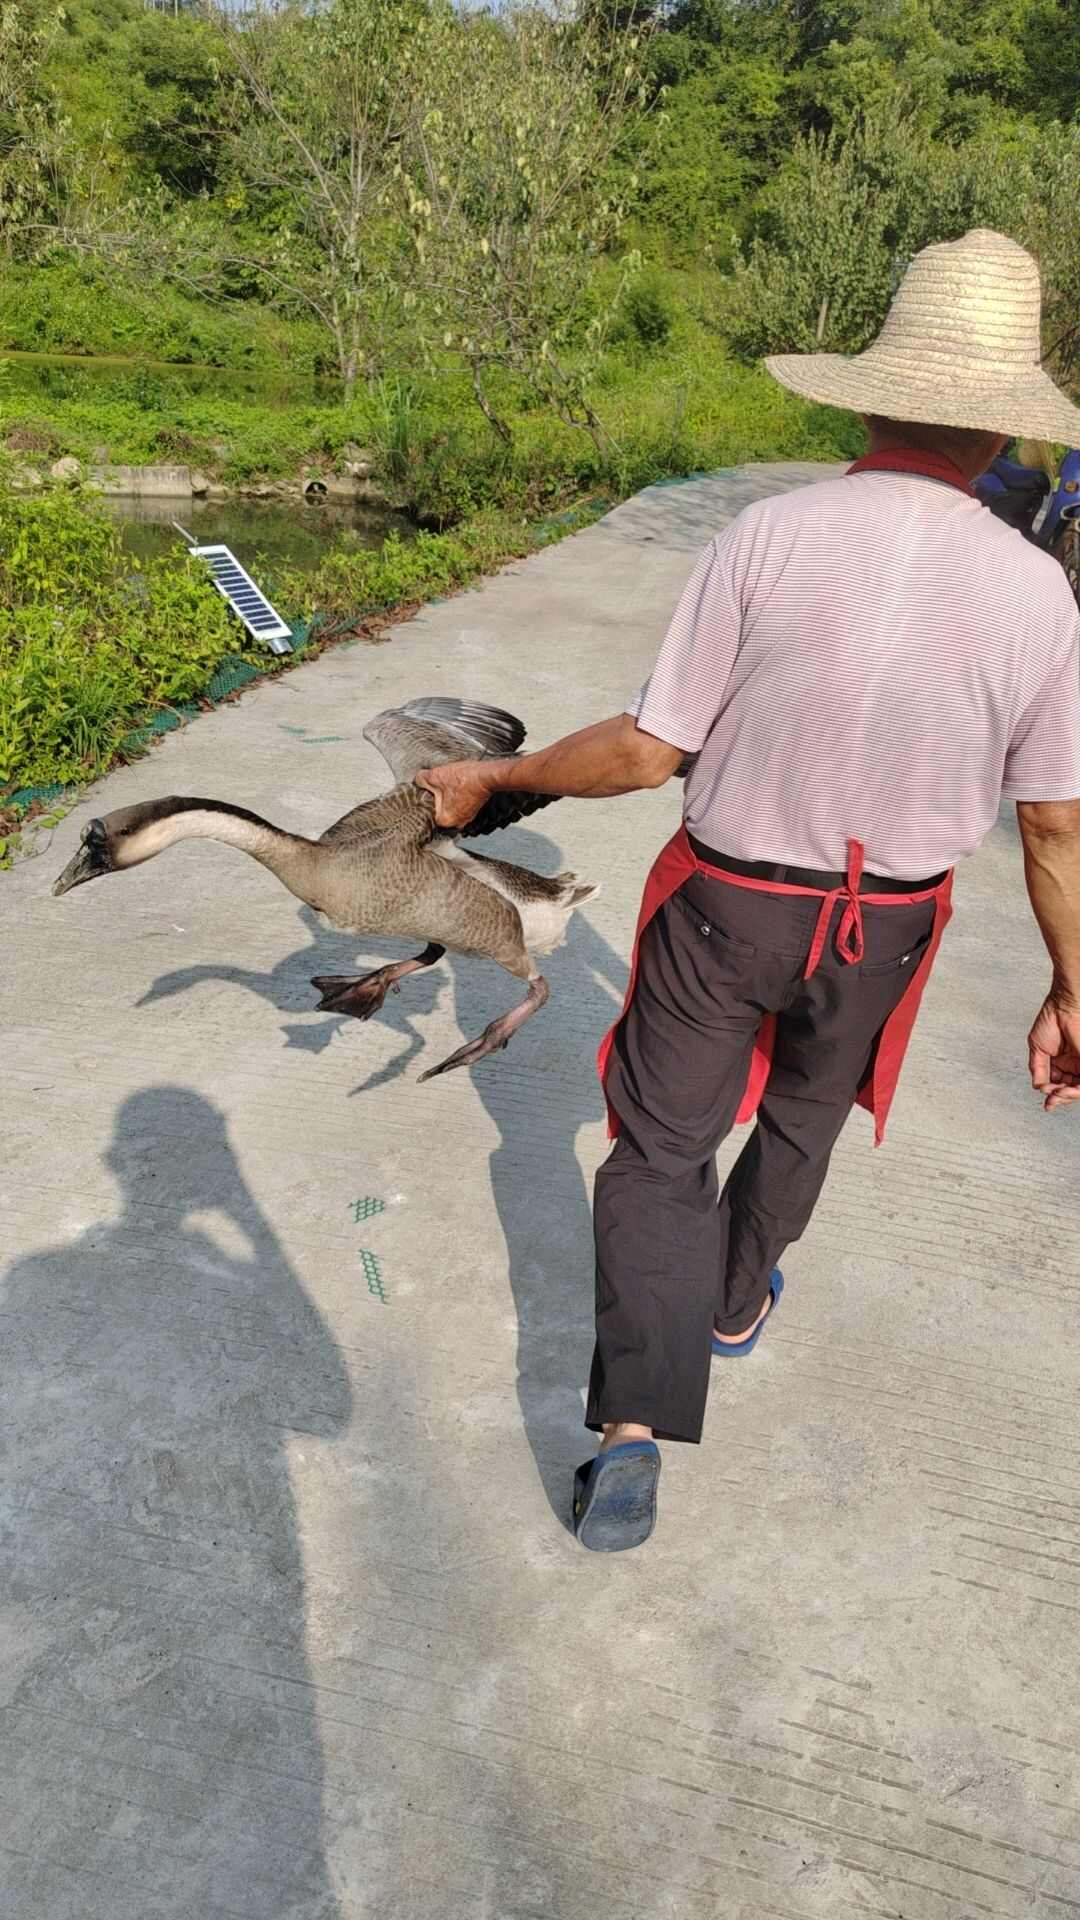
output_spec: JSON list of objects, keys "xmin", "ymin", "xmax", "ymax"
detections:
[{"xmin": 627, "ymin": 470, "xmax": 1080, "ymax": 878}]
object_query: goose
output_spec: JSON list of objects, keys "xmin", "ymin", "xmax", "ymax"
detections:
[{"xmin": 52, "ymin": 696, "xmax": 599, "ymax": 1080}]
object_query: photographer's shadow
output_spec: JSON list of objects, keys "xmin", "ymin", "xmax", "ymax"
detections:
[{"xmin": 2, "ymin": 1087, "xmax": 348, "ymax": 1918}]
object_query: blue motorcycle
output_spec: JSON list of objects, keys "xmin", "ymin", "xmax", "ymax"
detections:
[{"xmin": 975, "ymin": 443, "xmax": 1080, "ymax": 605}]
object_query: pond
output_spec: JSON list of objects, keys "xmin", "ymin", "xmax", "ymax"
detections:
[{"xmin": 103, "ymin": 493, "xmax": 415, "ymax": 575}]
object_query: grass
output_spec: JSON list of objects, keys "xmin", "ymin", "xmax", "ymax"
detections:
[
  {"xmin": 0, "ymin": 262, "xmax": 325, "ymax": 372},
  {"xmin": 2, "ymin": 258, "xmax": 861, "ymax": 497},
  {"xmin": 0, "ymin": 267, "xmax": 864, "ymax": 863},
  {"xmin": 0, "ymin": 482, "xmax": 605, "ymax": 864}
]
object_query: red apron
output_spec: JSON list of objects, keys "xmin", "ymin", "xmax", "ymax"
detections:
[
  {"xmin": 597, "ymin": 826, "xmax": 953, "ymax": 1148},
  {"xmin": 598, "ymin": 446, "xmax": 969, "ymax": 1150}
]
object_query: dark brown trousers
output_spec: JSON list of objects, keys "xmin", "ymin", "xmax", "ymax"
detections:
[{"xmin": 586, "ymin": 867, "xmax": 937, "ymax": 1445}]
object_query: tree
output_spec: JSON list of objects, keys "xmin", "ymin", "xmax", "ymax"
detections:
[
  {"xmin": 1022, "ymin": 121, "xmax": 1080, "ymax": 387},
  {"xmin": 724, "ymin": 103, "xmax": 1032, "ymax": 360},
  {"xmin": 0, "ymin": 3, "xmax": 72, "ymax": 258},
  {"xmin": 401, "ymin": 0, "xmax": 656, "ymax": 448},
  {"xmin": 121, "ymin": 12, "xmax": 225, "ymax": 196},
  {"xmin": 191, "ymin": 0, "xmax": 426, "ymax": 396}
]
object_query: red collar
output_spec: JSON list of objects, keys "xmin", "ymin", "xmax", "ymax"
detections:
[{"xmin": 847, "ymin": 448, "xmax": 974, "ymax": 497}]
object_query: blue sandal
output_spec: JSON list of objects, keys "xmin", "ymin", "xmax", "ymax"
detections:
[
  {"xmin": 711, "ymin": 1269, "xmax": 784, "ymax": 1358},
  {"xmin": 572, "ymin": 1440, "xmax": 661, "ymax": 1552}
]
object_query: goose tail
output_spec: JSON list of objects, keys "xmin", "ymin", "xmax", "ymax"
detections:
[
  {"xmin": 551, "ymin": 871, "xmax": 601, "ymax": 908},
  {"xmin": 523, "ymin": 871, "xmax": 600, "ymax": 955}
]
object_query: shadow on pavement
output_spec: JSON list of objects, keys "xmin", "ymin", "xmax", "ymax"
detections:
[
  {"xmin": 1, "ymin": 1086, "xmax": 348, "ymax": 1918},
  {"xmin": 447, "ymin": 828, "xmax": 629, "ymax": 1527},
  {"xmin": 139, "ymin": 903, "xmax": 444, "ymax": 1069},
  {"xmin": 137, "ymin": 822, "xmax": 630, "ymax": 1530}
]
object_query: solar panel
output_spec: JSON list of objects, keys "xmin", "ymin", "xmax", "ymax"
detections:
[{"xmin": 187, "ymin": 543, "xmax": 294, "ymax": 655}]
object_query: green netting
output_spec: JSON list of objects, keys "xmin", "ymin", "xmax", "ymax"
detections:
[
  {"xmin": 531, "ymin": 494, "xmax": 610, "ymax": 544},
  {"xmin": 119, "ymin": 703, "xmax": 200, "ymax": 756},
  {"xmin": 359, "ymin": 1248, "xmax": 388, "ymax": 1304},
  {"xmin": 205, "ymin": 655, "xmax": 262, "ymax": 702},
  {"xmin": 650, "ymin": 469, "xmax": 724, "ymax": 490},
  {"xmin": 9, "ymin": 783, "xmax": 65, "ymax": 811}
]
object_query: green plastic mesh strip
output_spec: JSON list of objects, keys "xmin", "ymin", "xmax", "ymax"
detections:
[
  {"xmin": 205, "ymin": 655, "xmax": 262, "ymax": 702},
  {"xmin": 531, "ymin": 494, "xmax": 609, "ymax": 544},
  {"xmin": 119, "ymin": 702, "xmax": 200, "ymax": 755},
  {"xmin": 650, "ymin": 469, "xmax": 717, "ymax": 490},
  {"xmin": 8, "ymin": 782, "xmax": 65, "ymax": 811}
]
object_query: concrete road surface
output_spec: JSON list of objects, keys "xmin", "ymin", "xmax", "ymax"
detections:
[{"xmin": 4, "ymin": 464, "xmax": 1080, "ymax": 1919}]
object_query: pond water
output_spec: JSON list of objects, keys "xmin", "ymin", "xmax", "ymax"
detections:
[
  {"xmin": 9, "ymin": 350, "xmax": 414, "ymax": 572},
  {"xmin": 103, "ymin": 494, "xmax": 414, "ymax": 575}
]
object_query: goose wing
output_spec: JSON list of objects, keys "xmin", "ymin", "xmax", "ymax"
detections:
[
  {"xmin": 317, "ymin": 785, "xmax": 427, "ymax": 851},
  {"xmin": 362, "ymin": 696, "xmax": 558, "ymax": 840}
]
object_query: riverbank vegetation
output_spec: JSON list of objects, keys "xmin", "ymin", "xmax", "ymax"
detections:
[{"xmin": 2, "ymin": 0, "xmax": 1079, "ymax": 823}]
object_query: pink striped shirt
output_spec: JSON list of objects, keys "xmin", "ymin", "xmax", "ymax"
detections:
[{"xmin": 627, "ymin": 470, "xmax": 1080, "ymax": 879}]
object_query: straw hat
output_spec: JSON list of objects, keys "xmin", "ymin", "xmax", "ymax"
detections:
[{"xmin": 766, "ymin": 229, "xmax": 1080, "ymax": 444}]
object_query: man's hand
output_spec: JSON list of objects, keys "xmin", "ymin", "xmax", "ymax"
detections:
[
  {"xmin": 1028, "ymin": 993, "xmax": 1080, "ymax": 1109},
  {"xmin": 416, "ymin": 758, "xmax": 507, "ymax": 830},
  {"xmin": 416, "ymin": 714, "xmax": 685, "ymax": 831}
]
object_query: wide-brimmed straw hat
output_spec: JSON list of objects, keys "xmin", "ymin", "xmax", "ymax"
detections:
[{"xmin": 766, "ymin": 228, "xmax": 1080, "ymax": 444}]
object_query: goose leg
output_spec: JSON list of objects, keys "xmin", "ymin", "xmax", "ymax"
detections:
[
  {"xmin": 312, "ymin": 944, "xmax": 445, "ymax": 1020},
  {"xmin": 419, "ymin": 973, "xmax": 550, "ymax": 1081}
]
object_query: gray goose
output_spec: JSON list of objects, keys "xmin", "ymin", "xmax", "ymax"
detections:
[{"xmin": 52, "ymin": 697, "xmax": 599, "ymax": 1080}]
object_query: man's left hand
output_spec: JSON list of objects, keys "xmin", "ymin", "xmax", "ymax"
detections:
[{"xmin": 1028, "ymin": 994, "xmax": 1080, "ymax": 1109}]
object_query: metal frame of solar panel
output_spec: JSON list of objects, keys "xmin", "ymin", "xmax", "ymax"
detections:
[{"xmin": 191, "ymin": 544, "xmax": 294, "ymax": 655}]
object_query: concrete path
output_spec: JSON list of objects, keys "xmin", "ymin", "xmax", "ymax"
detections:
[{"xmin": 3, "ymin": 464, "xmax": 1080, "ymax": 1920}]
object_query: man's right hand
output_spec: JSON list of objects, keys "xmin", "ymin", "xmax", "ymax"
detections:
[
  {"xmin": 416, "ymin": 759, "xmax": 503, "ymax": 831},
  {"xmin": 1028, "ymin": 994, "xmax": 1080, "ymax": 1109}
]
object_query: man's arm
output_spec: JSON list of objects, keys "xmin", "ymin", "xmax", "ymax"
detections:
[
  {"xmin": 416, "ymin": 714, "xmax": 686, "ymax": 829},
  {"xmin": 1016, "ymin": 797, "xmax": 1080, "ymax": 1108}
]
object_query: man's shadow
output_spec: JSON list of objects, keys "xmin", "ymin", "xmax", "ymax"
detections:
[
  {"xmin": 2, "ymin": 1087, "xmax": 348, "ymax": 1918},
  {"xmin": 444, "ymin": 829, "xmax": 629, "ymax": 1525}
]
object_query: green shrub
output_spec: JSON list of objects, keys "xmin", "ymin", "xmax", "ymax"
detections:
[
  {"xmin": 614, "ymin": 271, "xmax": 675, "ymax": 349},
  {"xmin": 0, "ymin": 483, "xmax": 244, "ymax": 792},
  {"xmin": 723, "ymin": 108, "xmax": 1034, "ymax": 362}
]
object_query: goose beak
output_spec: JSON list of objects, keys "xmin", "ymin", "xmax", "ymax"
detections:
[{"xmin": 53, "ymin": 820, "xmax": 112, "ymax": 896}]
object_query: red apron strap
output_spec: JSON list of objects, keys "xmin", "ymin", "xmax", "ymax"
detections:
[
  {"xmin": 857, "ymin": 870, "xmax": 954, "ymax": 1145},
  {"xmin": 597, "ymin": 826, "xmax": 698, "ymax": 1132},
  {"xmin": 804, "ymin": 838, "xmax": 866, "ymax": 980}
]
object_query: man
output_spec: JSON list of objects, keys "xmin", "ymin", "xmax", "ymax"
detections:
[{"xmin": 418, "ymin": 229, "xmax": 1080, "ymax": 1552}]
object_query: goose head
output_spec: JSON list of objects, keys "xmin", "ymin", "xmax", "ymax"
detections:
[
  {"xmin": 54, "ymin": 800, "xmax": 195, "ymax": 895},
  {"xmin": 53, "ymin": 797, "xmax": 281, "ymax": 897},
  {"xmin": 53, "ymin": 813, "xmax": 122, "ymax": 894}
]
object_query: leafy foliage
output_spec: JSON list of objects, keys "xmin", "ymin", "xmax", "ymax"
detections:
[
  {"xmin": 723, "ymin": 105, "xmax": 1028, "ymax": 359},
  {"xmin": 0, "ymin": 481, "xmax": 238, "ymax": 790},
  {"xmin": 401, "ymin": 0, "xmax": 656, "ymax": 448}
]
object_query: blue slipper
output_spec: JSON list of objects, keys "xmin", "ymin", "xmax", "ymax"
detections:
[
  {"xmin": 572, "ymin": 1440, "xmax": 661, "ymax": 1552},
  {"xmin": 711, "ymin": 1269, "xmax": 784, "ymax": 1358}
]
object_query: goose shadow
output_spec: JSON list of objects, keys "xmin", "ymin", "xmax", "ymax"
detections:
[
  {"xmin": 444, "ymin": 827, "xmax": 629, "ymax": 1526},
  {"xmin": 1, "ymin": 1086, "xmax": 349, "ymax": 1917},
  {"xmin": 139, "ymin": 903, "xmax": 444, "ymax": 1084}
]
